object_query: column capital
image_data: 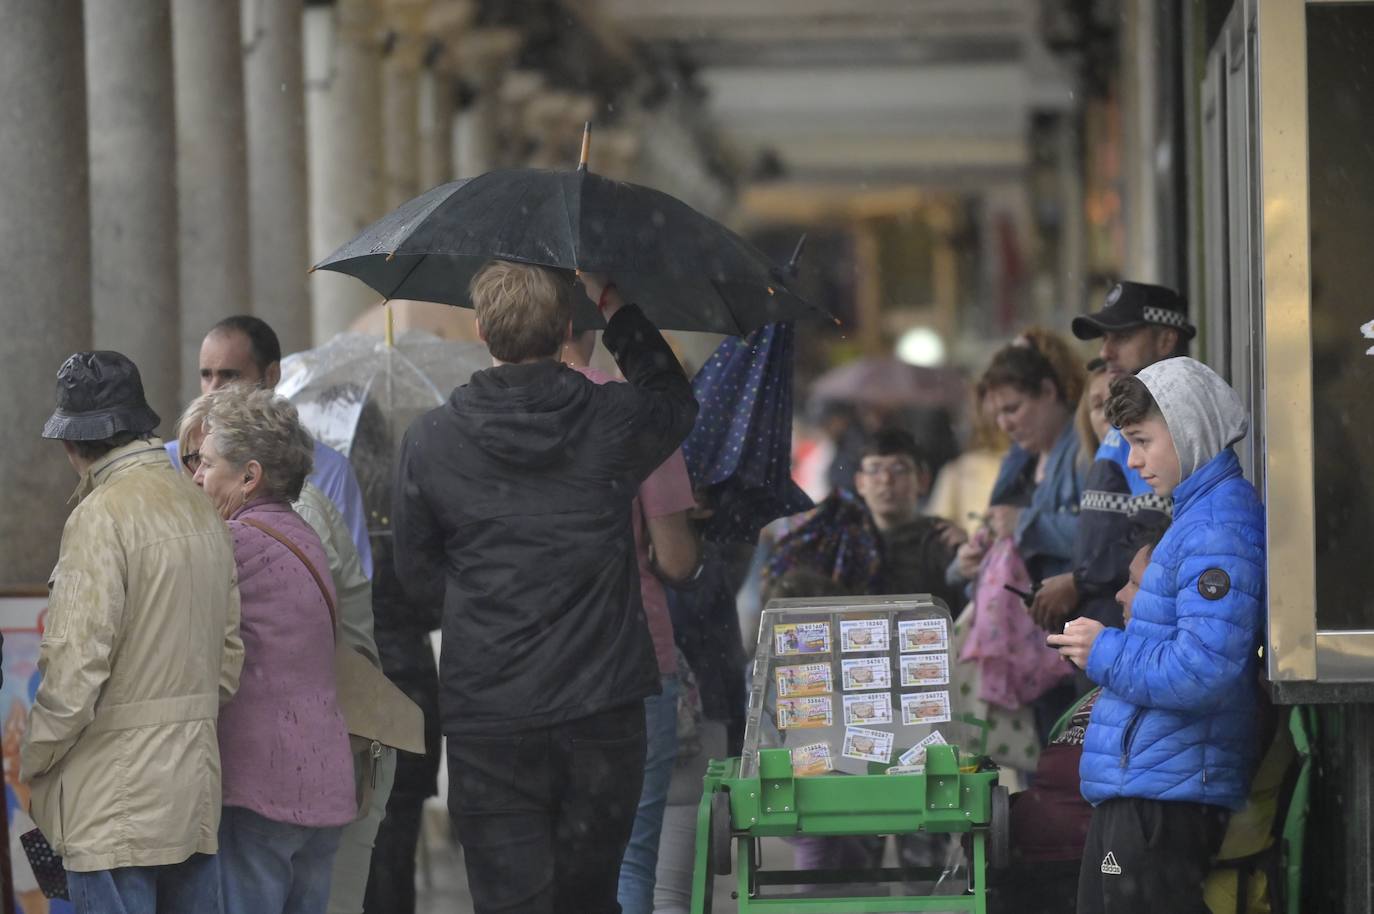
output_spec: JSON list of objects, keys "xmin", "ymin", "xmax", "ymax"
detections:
[
  {"xmin": 523, "ymin": 90, "xmax": 599, "ymax": 168},
  {"xmin": 424, "ymin": 0, "xmax": 476, "ymax": 52},
  {"xmin": 378, "ymin": 0, "xmax": 429, "ymax": 71},
  {"xmin": 456, "ymin": 27, "xmax": 523, "ymax": 85}
]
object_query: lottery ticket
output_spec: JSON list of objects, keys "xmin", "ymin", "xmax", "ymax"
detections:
[
  {"xmin": 842, "ymin": 726, "xmax": 894, "ymax": 763},
  {"xmin": 774, "ymin": 622, "xmax": 832, "ymax": 656},
  {"xmin": 899, "ymin": 653, "xmax": 949, "ymax": 687},
  {"xmin": 777, "ymin": 696, "xmax": 834, "ymax": 729},
  {"xmin": 841, "ymin": 657, "xmax": 891, "ymax": 691},
  {"xmin": 898, "ymin": 730, "xmax": 948, "ymax": 767},
  {"xmin": 840, "ymin": 618, "xmax": 890, "ymax": 653},
  {"xmin": 790, "ymin": 742, "xmax": 834, "ymax": 776},
  {"xmin": 898, "ymin": 618, "xmax": 949, "ymax": 653},
  {"xmin": 842, "ymin": 691, "xmax": 893, "ymax": 726},
  {"xmin": 900, "ymin": 690, "xmax": 952, "ymax": 725},
  {"xmin": 776, "ymin": 663, "xmax": 833, "ymax": 697}
]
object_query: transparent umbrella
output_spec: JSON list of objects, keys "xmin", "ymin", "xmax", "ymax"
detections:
[{"xmin": 277, "ymin": 329, "xmax": 490, "ymax": 532}]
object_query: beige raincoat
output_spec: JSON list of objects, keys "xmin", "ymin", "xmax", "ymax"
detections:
[{"xmin": 20, "ymin": 439, "xmax": 243, "ymax": 872}]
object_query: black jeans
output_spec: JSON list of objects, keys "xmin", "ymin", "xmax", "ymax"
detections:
[
  {"xmin": 446, "ymin": 702, "xmax": 648, "ymax": 914},
  {"xmin": 1077, "ymin": 797, "xmax": 1229, "ymax": 914},
  {"xmin": 364, "ymin": 792, "xmax": 425, "ymax": 914}
]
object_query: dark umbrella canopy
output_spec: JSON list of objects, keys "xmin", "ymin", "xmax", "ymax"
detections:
[
  {"xmin": 313, "ymin": 168, "xmax": 831, "ymax": 336},
  {"xmin": 682, "ymin": 322, "xmax": 813, "ymax": 544}
]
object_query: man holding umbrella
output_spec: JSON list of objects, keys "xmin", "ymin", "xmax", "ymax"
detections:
[{"xmin": 392, "ymin": 261, "xmax": 697, "ymax": 913}]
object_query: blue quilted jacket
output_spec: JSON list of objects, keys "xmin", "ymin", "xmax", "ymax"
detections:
[{"xmin": 1079, "ymin": 448, "xmax": 1265, "ymax": 811}]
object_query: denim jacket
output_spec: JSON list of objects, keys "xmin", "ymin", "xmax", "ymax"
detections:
[{"xmin": 989, "ymin": 423, "xmax": 1084, "ymax": 580}]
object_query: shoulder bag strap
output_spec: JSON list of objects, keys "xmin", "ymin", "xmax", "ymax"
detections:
[{"xmin": 240, "ymin": 517, "xmax": 339, "ymax": 637}]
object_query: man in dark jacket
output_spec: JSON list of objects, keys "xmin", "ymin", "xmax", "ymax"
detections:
[
  {"xmin": 392, "ymin": 261, "xmax": 697, "ymax": 914},
  {"xmin": 854, "ymin": 428, "xmax": 968, "ymax": 611},
  {"xmin": 1031, "ymin": 281, "xmax": 1190, "ymax": 630}
]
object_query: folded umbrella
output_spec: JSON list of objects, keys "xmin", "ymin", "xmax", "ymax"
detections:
[
  {"xmin": 312, "ymin": 126, "xmax": 831, "ymax": 336},
  {"xmin": 764, "ymin": 488, "xmax": 883, "ymax": 596},
  {"xmin": 683, "ymin": 320, "xmax": 814, "ymax": 544}
]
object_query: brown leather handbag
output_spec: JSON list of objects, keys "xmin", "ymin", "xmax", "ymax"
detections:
[{"xmin": 240, "ymin": 518, "xmax": 426, "ymax": 756}]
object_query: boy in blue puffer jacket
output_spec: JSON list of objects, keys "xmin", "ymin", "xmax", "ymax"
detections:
[{"xmin": 1048, "ymin": 356, "xmax": 1265, "ymax": 914}]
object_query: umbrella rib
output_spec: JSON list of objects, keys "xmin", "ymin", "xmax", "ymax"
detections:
[
  {"xmin": 384, "ymin": 252, "xmax": 430, "ymax": 301},
  {"xmin": 709, "ymin": 279, "xmax": 748, "ymax": 337},
  {"xmin": 559, "ymin": 176, "xmax": 579, "ymax": 265}
]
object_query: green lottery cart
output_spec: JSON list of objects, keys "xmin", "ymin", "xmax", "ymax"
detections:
[{"xmin": 690, "ymin": 595, "xmax": 1009, "ymax": 913}]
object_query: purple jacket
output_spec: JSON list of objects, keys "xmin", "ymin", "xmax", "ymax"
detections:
[{"xmin": 220, "ymin": 499, "xmax": 356, "ymax": 827}]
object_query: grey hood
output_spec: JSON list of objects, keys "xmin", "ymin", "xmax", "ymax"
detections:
[{"xmin": 1137, "ymin": 357, "xmax": 1248, "ymax": 481}]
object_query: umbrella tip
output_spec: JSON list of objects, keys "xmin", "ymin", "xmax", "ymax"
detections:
[
  {"xmin": 578, "ymin": 122, "xmax": 591, "ymax": 171},
  {"xmin": 385, "ymin": 251, "xmax": 396, "ymax": 263}
]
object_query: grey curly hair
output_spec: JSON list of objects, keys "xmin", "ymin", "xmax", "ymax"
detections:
[{"xmin": 202, "ymin": 386, "xmax": 314, "ymax": 502}]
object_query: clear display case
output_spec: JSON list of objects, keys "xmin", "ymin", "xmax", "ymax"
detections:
[{"xmin": 740, "ymin": 594, "xmax": 974, "ymax": 779}]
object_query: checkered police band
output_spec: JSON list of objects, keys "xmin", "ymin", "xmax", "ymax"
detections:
[{"xmin": 1142, "ymin": 306, "xmax": 1191, "ymax": 330}]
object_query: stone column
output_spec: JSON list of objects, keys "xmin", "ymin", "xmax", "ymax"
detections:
[
  {"xmin": 417, "ymin": 64, "xmax": 456, "ymax": 189},
  {"xmin": 497, "ymin": 70, "xmax": 545, "ymax": 169},
  {"xmin": 243, "ymin": 0, "xmax": 312, "ymax": 356},
  {"xmin": 85, "ymin": 0, "xmax": 181, "ymax": 427},
  {"xmin": 305, "ymin": 0, "xmax": 384, "ymax": 343},
  {"xmin": 0, "ymin": 0, "xmax": 92, "ymax": 587},
  {"xmin": 380, "ymin": 29, "xmax": 424, "ymax": 210},
  {"xmin": 173, "ymin": 0, "xmax": 250, "ymax": 404},
  {"xmin": 452, "ymin": 28, "xmax": 520, "ymax": 178}
]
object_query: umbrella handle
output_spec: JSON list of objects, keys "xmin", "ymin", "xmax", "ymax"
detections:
[{"xmin": 385, "ymin": 301, "xmax": 394, "ymax": 348}]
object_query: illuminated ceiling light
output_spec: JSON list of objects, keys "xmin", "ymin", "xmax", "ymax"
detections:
[{"xmin": 896, "ymin": 326, "xmax": 946, "ymax": 368}]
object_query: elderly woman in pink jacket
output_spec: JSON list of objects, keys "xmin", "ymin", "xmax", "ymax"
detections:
[{"xmin": 192, "ymin": 386, "xmax": 355, "ymax": 914}]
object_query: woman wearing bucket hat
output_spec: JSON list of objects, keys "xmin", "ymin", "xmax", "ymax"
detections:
[{"xmin": 22, "ymin": 351, "xmax": 243, "ymax": 913}]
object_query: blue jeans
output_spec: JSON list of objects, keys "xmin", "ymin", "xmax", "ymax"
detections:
[
  {"xmin": 67, "ymin": 853, "xmax": 220, "ymax": 914},
  {"xmin": 218, "ymin": 806, "xmax": 342, "ymax": 914},
  {"xmin": 617, "ymin": 675, "xmax": 680, "ymax": 914}
]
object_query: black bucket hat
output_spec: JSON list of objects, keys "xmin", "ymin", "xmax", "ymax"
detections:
[
  {"xmin": 1071, "ymin": 281, "xmax": 1196, "ymax": 341},
  {"xmin": 42, "ymin": 351, "xmax": 161, "ymax": 441}
]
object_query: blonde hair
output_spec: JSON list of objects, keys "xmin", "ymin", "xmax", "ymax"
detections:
[
  {"xmin": 202, "ymin": 387, "xmax": 314, "ymax": 502},
  {"xmin": 1075, "ymin": 365, "xmax": 1109, "ymax": 473},
  {"xmin": 174, "ymin": 393, "xmax": 214, "ymax": 476},
  {"xmin": 470, "ymin": 260, "xmax": 574, "ymax": 363}
]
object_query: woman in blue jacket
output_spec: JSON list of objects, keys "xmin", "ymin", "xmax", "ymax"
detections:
[
  {"xmin": 960, "ymin": 332, "xmax": 1086, "ymax": 743},
  {"xmin": 977, "ymin": 333, "xmax": 1086, "ymax": 584},
  {"xmin": 1049, "ymin": 356, "xmax": 1265, "ymax": 914}
]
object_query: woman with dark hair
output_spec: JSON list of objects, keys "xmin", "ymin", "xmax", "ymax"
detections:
[
  {"xmin": 950, "ymin": 330, "xmax": 1087, "ymax": 753},
  {"xmin": 959, "ymin": 332, "xmax": 1086, "ymax": 584}
]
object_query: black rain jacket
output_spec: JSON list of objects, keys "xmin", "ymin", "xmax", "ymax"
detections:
[{"xmin": 392, "ymin": 306, "xmax": 698, "ymax": 735}]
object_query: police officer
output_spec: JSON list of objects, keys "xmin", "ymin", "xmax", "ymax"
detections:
[{"xmin": 1030, "ymin": 281, "xmax": 1194, "ymax": 631}]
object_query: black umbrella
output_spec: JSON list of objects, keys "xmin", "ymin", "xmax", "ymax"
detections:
[{"xmin": 312, "ymin": 126, "xmax": 832, "ymax": 335}]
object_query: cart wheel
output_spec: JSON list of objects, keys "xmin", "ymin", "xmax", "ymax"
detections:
[
  {"xmin": 710, "ymin": 789, "xmax": 733, "ymax": 876},
  {"xmin": 988, "ymin": 785, "xmax": 1011, "ymax": 870}
]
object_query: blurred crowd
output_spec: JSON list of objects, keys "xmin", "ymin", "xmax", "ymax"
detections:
[{"xmin": 12, "ymin": 267, "xmax": 1279, "ymax": 914}]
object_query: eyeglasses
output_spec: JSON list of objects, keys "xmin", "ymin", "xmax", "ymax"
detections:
[{"xmin": 181, "ymin": 451, "xmax": 201, "ymax": 472}]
